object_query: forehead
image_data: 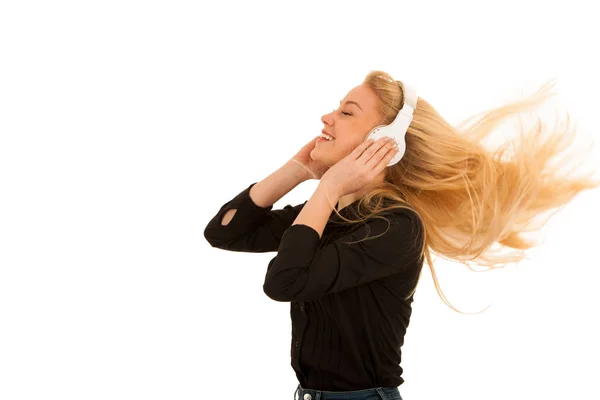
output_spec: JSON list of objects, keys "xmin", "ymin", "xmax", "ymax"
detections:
[{"xmin": 343, "ymin": 84, "xmax": 379, "ymax": 113}]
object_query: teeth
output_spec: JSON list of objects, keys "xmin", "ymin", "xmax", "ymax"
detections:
[{"xmin": 319, "ymin": 133, "xmax": 335, "ymax": 141}]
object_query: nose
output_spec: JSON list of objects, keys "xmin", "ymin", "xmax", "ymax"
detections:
[{"xmin": 321, "ymin": 110, "xmax": 333, "ymax": 126}]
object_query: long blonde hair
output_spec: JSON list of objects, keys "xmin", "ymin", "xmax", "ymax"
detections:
[{"xmin": 332, "ymin": 70, "xmax": 599, "ymax": 313}]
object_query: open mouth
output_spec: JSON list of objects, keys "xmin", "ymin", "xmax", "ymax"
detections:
[{"xmin": 319, "ymin": 133, "xmax": 335, "ymax": 142}]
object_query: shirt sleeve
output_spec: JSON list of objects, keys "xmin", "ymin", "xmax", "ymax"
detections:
[
  {"xmin": 262, "ymin": 209, "xmax": 423, "ymax": 302},
  {"xmin": 203, "ymin": 182, "xmax": 307, "ymax": 253}
]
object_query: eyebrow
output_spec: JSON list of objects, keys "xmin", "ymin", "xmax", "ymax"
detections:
[{"xmin": 339, "ymin": 100, "xmax": 363, "ymax": 111}]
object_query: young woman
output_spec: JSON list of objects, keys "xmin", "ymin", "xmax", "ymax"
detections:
[{"xmin": 204, "ymin": 71, "xmax": 598, "ymax": 400}]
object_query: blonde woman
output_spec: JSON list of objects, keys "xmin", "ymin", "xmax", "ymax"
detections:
[{"xmin": 204, "ymin": 71, "xmax": 598, "ymax": 400}]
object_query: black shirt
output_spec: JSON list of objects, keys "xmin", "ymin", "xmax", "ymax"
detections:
[{"xmin": 204, "ymin": 182, "xmax": 424, "ymax": 390}]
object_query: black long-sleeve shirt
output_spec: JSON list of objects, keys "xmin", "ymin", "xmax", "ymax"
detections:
[{"xmin": 204, "ymin": 182, "xmax": 424, "ymax": 390}]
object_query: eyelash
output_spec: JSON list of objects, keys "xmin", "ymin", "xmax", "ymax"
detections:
[{"xmin": 333, "ymin": 109, "xmax": 352, "ymax": 116}]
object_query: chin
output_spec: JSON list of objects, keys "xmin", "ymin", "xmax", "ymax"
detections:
[{"xmin": 312, "ymin": 149, "xmax": 337, "ymax": 167}]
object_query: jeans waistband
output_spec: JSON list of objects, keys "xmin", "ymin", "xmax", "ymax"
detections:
[{"xmin": 294, "ymin": 383, "xmax": 401, "ymax": 400}]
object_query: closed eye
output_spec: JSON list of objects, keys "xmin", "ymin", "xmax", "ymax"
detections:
[{"xmin": 333, "ymin": 109, "xmax": 353, "ymax": 116}]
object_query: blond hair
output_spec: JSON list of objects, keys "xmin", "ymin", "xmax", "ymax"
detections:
[{"xmin": 331, "ymin": 70, "xmax": 599, "ymax": 313}]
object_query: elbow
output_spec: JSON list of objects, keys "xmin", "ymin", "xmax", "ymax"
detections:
[
  {"xmin": 263, "ymin": 276, "xmax": 307, "ymax": 302},
  {"xmin": 203, "ymin": 210, "xmax": 237, "ymax": 249},
  {"xmin": 263, "ymin": 271, "xmax": 311, "ymax": 302},
  {"xmin": 203, "ymin": 223, "xmax": 234, "ymax": 249},
  {"xmin": 263, "ymin": 261, "xmax": 296, "ymax": 302},
  {"xmin": 262, "ymin": 281, "xmax": 293, "ymax": 302},
  {"xmin": 263, "ymin": 259, "xmax": 311, "ymax": 302},
  {"xmin": 203, "ymin": 226, "xmax": 222, "ymax": 248}
]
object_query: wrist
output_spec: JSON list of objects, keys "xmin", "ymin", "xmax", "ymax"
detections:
[
  {"xmin": 317, "ymin": 181, "xmax": 342, "ymax": 204},
  {"xmin": 284, "ymin": 160, "xmax": 311, "ymax": 183}
]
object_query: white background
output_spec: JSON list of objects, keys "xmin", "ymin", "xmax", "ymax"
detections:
[{"xmin": 1, "ymin": 1, "xmax": 599, "ymax": 399}]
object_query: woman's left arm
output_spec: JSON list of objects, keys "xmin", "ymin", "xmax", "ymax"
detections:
[{"xmin": 263, "ymin": 205, "xmax": 422, "ymax": 302}]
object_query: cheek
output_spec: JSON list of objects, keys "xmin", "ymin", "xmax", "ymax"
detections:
[
  {"xmin": 335, "ymin": 139, "xmax": 362, "ymax": 158},
  {"xmin": 348, "ymin": 123, "xmax": 371, "ymax": 144}
]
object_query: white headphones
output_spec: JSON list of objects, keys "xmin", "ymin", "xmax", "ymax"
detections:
[{"xmin": 365, "ymin": 80, "xmax": 418, "ymax": 167}]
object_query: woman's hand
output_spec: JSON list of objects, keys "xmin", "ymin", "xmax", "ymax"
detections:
[
  {"xmin": 319, "ymin": 137, "xmax": 399, "ymax": 198},
  {"xmin": 289, "ymin": 136, "xmax": 331, "ymax": 180}
]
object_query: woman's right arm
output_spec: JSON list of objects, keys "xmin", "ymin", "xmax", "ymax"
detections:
[{"xmin": 203, "ymin": 160, "xmax": 311, "ymax": 253}]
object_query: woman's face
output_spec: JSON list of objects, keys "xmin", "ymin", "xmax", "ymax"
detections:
[{"xmin": 311, "ymin": 83, "xmax": 383, "ymax": 167}]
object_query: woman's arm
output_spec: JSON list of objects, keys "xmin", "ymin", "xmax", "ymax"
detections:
[
  {"xmin": 263, "ymin": 209, "xmax": 423, "ymax": 302},
  {"xmin": 220, "ymin": 160, "xmax": 309, "ymax": 226},
  {"xmin": 203, "ymin": 161, "xmax": 311, "ymax": 252}
]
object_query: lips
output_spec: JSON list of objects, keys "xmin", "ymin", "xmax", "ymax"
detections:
[{"xmin": 322, "ymin": 129, "xmax": 335, "ymax": 139}]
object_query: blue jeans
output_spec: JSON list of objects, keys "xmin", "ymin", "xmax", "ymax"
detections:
[{"xmin": 294, "ymin": 383, "xmax": 403, "ymax": 400}]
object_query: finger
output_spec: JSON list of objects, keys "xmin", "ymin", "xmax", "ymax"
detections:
[
  {"xmin": 374, "ymin": 144, "xmax": 400, "ymax": 171},
  {"xmin": 365, "ymin": 139, "xmax": 397, "ymax": 169},
  {"xmin": 352, "ymin": 138, "xmax": 375, "ymax": 159},
  {"xmin": 358, "ymin": 137, "xmax": 391, "ymax": 163},
  {"xmin": 376, "ymin": 138, "xmax": 397, "ymax": 156}
]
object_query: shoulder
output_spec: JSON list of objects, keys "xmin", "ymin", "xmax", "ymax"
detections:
[
  {"xmin": 376, "ymin": 204, "xmax": 422, "ymax": 229},
  {"xmin": 346, "ymin": 206, "xmax": 419, "ymax": 241},
  {"xmin": 370, "ymin": 206, "xmax": 424, "ymax": 249},
  {"xmin": 342, "ymin": 207, "xmax": 423, "ymax": 266}
]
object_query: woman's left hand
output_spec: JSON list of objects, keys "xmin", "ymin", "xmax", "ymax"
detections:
[{"xmin": 319, "ymin": 136, "xmax": 400, "ymax": 199}]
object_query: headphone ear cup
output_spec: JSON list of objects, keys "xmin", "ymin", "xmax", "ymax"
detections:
[
  {"xmin": 365, "ymin": 127, "xmax": 406, "ymax": 166},
  {"xmin": 365, "ymin": 126, "xmax": 387, "ymax": 142}
]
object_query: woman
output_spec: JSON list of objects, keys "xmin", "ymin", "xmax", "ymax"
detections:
[{"xmin": 204, "ymin": 71, "xmax": 598, "ymax": 400}]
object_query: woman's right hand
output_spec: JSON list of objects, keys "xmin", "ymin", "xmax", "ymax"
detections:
[{"xmin": 289, "ymin": 136, "xmax": 330, "ymax": 180}]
